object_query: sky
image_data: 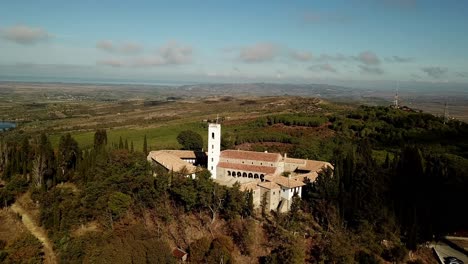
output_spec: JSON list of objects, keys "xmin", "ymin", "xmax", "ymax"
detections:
[{"xmin": 0, "ymin": 0, "xmax": 467, "ymax": 89}]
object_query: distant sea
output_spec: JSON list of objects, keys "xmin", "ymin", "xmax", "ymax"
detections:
[{"xmin": 0, "ymin": 75, "xmax": 196, "ymax": 86}]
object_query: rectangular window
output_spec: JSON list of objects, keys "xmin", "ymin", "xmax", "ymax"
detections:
[
  {"xmin": 211, "ymin": 158, "xmax": 214, "ymax": 162},
  {"xmin": 212, "ymin": 145, "xmax": 214, "ymax": 149},
  {"xmin": 211, "ymin": 166, "xmax": 213, "ymax": 170}
]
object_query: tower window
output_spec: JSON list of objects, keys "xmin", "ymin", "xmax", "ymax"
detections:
[
  {"xmin": 212, "ymin": 145, "xmax": 214, "ymax": 149},
  {"xmin": 212, "ymin": 132, "xmax": 215, "ymax": 139},
  {"xmin": 211, "ymin": 166, "xmax": 213, "ymax": 170}
]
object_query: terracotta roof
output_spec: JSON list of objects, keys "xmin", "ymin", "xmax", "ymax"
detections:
[
  {"xmin": 239, "ymin": 181, "xmax": 261, "ymax": 192},
  {"xmin": 284, "ymin": 157, "xmax": 306, "ymax": 165},
  {"xmin": 217, "ymin": 162, "xmax": 277, "ymax": 174},
  {"xmin": 147, "ymin": 151, "xmax": 197, "ymax": 174},
  {"xmin": 220, "ymin": 150, "xmax": 282, "ymax": 163},
  {"xmin": 172, "ymin": 248, "xmax": 188, "ymax": 259},
  {"xmin": 291, "ymin": 172, "xmax": 319, "ymax": 183},
  {"xmin": 299, "ymin": 160, "xmax": 333, "ymax": 172},
  {"xmin": 264, "ymin": 175, "xmax": 305, "ymax": 188},
  {"xmin": 163, "ymin": 150, "xmax": 204, "ymax": 159},
  {"xmin": 163, "ymin": 150, "xmax": 198, "ymax": 159},
  {"xmin": 258, "ymin": 181, "xmax": 281, "ymax": 190}
]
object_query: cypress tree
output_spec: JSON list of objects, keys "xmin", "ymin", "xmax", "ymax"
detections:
[
  {"xmin": 119, "ymin": 136, "xmax": 124, "ymax": 149},
  {"xmin": 143, "ymin": 135, "xmax": 148, "ymax": 155},
  {"xmin": 124, "ymin": 139, "xmax": 129, "ymax": 150},
  {"xmin": 130, "ymin": 141, "xmax": 134, "ymax": 153}
]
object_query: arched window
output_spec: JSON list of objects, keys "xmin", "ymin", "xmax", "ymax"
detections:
[
  {"xmin": 212, "ymin": 132, "xmax": 215, "ymax": 139},
  {"xmin": 237, "ymin": 172, "xmax": 241, "ymax": 177},
  {"xmin": 254, "ymin": 174, "xmax": 259, "ymax": 179},
  {"xmin": 242, "ymin": 172, "xmax": 247, "ymax": 177},
  {"xmin": 248, "ymin": 173, "xmax": 253, "ymax": 178},
  {"xmin": 260, "ymin": 174, "xmax": 265, "ymax": 182},
  {"xmin": 227, "ymin": 171, "xmax": 231, "ymax": 176}
]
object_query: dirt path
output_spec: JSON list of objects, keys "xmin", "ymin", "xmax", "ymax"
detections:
[{"xmin": 11, "ymin": 202, "xmax": 58, "ymax": 264}]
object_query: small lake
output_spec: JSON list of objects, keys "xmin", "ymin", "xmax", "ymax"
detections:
[{"xmin": 0, "ymin": 122, "xmax": 16, "ymax": 131}]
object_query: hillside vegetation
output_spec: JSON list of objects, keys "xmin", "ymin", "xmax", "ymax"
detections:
[{"xmin": 1, "ymin": 97, "xmax": 467, "ymax": 263}]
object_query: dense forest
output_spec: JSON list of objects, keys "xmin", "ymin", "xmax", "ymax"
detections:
[{"xmin": 0, "ymin": 105, "xmax": 467, "ymax": 263}]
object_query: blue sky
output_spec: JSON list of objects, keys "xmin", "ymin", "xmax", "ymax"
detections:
[{"xmin": 1, "ymin": 0, "xmax": 467, "ymax": 88}]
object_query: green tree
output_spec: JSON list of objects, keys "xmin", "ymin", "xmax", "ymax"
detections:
[
  {"xmin": 177, "ymin": 130, "xmax": 203, "ymax": 151},
  {"xmin": 118, "ymin": 136, "xmax": 124, "ymax": 149},
  {"xmin": 108, "ymin": 191, "xmax": 132, "ymax": 220},
  {"xmin": 143, "ymin": 135, "xmax": 148, "ymax": 155},
  {"xmin": 57, "ymin": 133, "xmax": 80, "ymax": 181},
  {"xmin": 94, "ymin": 129, "xmax": 107, "ymax": 150}
]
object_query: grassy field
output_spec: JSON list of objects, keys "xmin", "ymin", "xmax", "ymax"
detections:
[
  {"xmin": 49, "ymin": 121, "xmax": 209, "ymax": 151},
  {"xmin": 0, "ymin": 84, "xmax": 343, "ymax": 153}
]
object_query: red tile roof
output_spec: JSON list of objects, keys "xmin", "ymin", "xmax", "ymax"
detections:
[
  {"xmin": 264, "ymin": 175, "xmax": 305, "ymax": 188},
  {"xmin": 220, "ymin": 150, "xmax": 282, "ymax": 163},
  {"xmin": 172, "ymin": 248, "xmax": 188, "ymax": 259},
  {"xmin": 147, "ymin": 151, "xmax": 198, "ymax": 174},
  {"xmin": 258, "ymin": 181, "xmax": 281, "ymax": 190},
  {"xmin": 163, "ymin": 150, "xmax": 198, "ymax": 159},
  {"xmin": 240, "ymin": 181, "xmax": 261, "ymax": 191},
  {"xmin": 299, "ymin": 160, "xmax": 333, "ymax": 172},
  {"xmin": 284, "ymin": 157, "xmax": 306, "ymax": 165},
  {"xmin": 217, "ymin": 162, "xmax": 277, "ymax": 174}
]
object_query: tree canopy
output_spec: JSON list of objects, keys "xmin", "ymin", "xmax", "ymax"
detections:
[{"xmin": 177, "ymin": 130, "xmax": 204, "ymax": 151}]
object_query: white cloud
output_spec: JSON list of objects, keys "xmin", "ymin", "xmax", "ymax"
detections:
[
  {"xmin": 359, "ymin": 65, "xmax": 384, "ymax": 75},
  {"xmin": 96, "ymin": 40, "xmax": 114, "ymax": 52},
  {"xmin": 421, "ymin": 66, "xmax": 448, "ymax": 78},
  {"xmin": 1, "ymin": 25, "xmax": 53, "ymax": 45},
  {"xmin": 308, "ymin": 64, "xmax": 338, "ymax": 73},
  {"xmin": 385, "ymin": 56, "xmax": 413, "ymax": 63},
  {"xmin": 289, "ymin": 50, "xmax": 313, "ymax": 62},
  {"xmin": 159, "ymin": 41, "xmax": 192, "ymax": 64},
  {"xmin": 96, "ymin": 40, "xmax": 143, "ymax": 54},
  {"xmin": 357, "ymin": 51, "xmax": 380, "ymax": 65},
  {"xmin": 239, "ymin": 43, "xmax": 278, "ymax": 63},
  {"xmin": 98, "ymin": 41, "xmax": 193, "ymax": 68},
  {"xmin": 120, "ymin": 42, "xmax": 143, "ymax": 54}
]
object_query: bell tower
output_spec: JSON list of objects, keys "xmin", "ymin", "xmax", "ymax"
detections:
[{"xmin": 208, "ymin": 123, "xmax": 221, "ymax": 179}]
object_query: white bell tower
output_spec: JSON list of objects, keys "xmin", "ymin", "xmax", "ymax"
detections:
[{"xmin": 208, "ymin": 123, "xmax": 221, "ymax": 179}]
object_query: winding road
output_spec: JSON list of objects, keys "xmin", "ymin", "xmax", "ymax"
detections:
[{"xmin": 11, "ymin": 202, "xmax": 57, "ymax": 264}]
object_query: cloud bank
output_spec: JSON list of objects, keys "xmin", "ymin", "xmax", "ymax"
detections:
[
  {"xmin": 1, "ymin": 25, "xmax": 53, "ymax": 45},
  {"xmin": 239, "ymin": 43, "xmax": 277, "ymax": 63},
  {"xmin": 96, "ymin": 40, "xmax": 143, "ymax": 54},
  {"xmin": 308, "ymin": 64, "xmax": 338, "ymax": 73},
  {"xmin": 421, "ymin": 66, "xmax": 448, "ymax": 78},
  {"xmin": 98, "ymin": 41, "xmax": 192, "ymax": 67},
  {"xmin": 359, "ymin": 65, "xmax": 384, "ymax": 75},
  {"xmin": 289, "ymin": 50, "xmax": 313, "ymax": 62}
]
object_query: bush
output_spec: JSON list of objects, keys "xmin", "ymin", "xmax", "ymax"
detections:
[{"xmin": 108, "ymin": 192, "xmax": 132, "ymax": 220}]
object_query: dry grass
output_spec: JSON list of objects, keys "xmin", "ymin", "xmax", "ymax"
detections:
[{"xmin": 0, "ymin": 208, "xmax": 26, "ymax": 245}]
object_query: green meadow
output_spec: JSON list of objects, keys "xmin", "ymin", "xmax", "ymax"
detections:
[{"xmin": 49, "ymin": 121, "xmax": 210, "ymax": 151}]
